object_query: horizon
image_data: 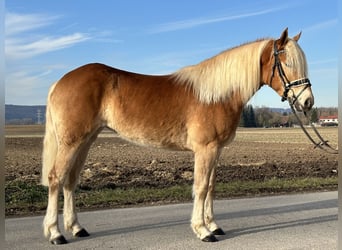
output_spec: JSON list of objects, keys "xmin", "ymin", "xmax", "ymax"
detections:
[
  {"xmin": 5, "ymin": 1, "xmax": 338, "ymax": 108},
  {"xmin": 4, "ymin": 104, "xmax": 338, "ymax": 109}
]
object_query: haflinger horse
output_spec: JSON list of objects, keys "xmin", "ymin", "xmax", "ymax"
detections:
[{"xmin": 42, "ymin": 28, "xmax": 314, "ymax": 244}]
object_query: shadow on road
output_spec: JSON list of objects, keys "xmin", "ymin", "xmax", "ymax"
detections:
[
  {"xmin": 71, "ymin": 197, "xmax": 337, "ymax": 243},
  {"xmin": 222, "ymin": 214, "xmax": 337, "ymax": 240}
]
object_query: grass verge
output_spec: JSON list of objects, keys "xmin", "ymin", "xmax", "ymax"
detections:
[{"xmin": 5, "ymin": 177, "xmax": 337, "ymax": 217}]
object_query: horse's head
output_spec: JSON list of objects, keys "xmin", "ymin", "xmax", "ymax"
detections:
[{"xmin": 261, "ymin": 28, "xmax": 314, "ymax": 112}]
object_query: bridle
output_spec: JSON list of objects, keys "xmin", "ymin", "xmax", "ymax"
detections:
[
  {"xmin": 269, "ymin": 41, "xmax": 311, "ymax": 104},
  {"xmin": 267, "ymin": 40, "xmax": 337, "ymax": 154}
]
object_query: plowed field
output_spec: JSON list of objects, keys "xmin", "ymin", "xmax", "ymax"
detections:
[{"xmin": 5, "ymin": 126, "xmax": 338, "ymax": 190}]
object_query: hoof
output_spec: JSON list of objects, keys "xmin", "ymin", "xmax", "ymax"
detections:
[
  {"xmin": 201, "ymin": 234, "xmax": 218, "ymax": 242},
  {"xmin": 212, "ymin": 228, "xmax": 225, "ymax": 235},
  {"xmin": 75, "ymin": 228, "xmax": 90, "ymax": 237},
  {"xmin": 50, "ymin": 235, "xmax": 68, "ymax": 245}
]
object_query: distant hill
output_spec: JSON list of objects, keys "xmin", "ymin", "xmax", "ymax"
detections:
[
  {"xmin": 5, "ymin": 105, "xmax": 46, "ymax": 124},
  {"xmin": 269, "ymin": 107, "xmax": 292, "ymax": 114}
]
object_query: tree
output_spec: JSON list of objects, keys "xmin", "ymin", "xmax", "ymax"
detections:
[
  {"xmin": 269, "ymin": 112, "xmax": 282, "ymax": 127},
  {"xmin": 240, "ymin": 105, "xmax": 257, "ymax": 127},
  {"xmin": 255, "ymin": 107, "xmax": 273, "ymax": 127},
  {"xmin": 310, "ymin": 108, "xmax": 319, "ymax": 123},
  {"xmin": 247, "ymin": 105, "xmax": 257, "ymax": 127},
  {"xmin": 247, "ymin": 106, "xmax": 337, "ymax": 128}
]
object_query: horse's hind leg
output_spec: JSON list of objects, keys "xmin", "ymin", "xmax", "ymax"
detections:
[
  {"xmin": 44, "ymin": 169, "xmax": 65, "ymax": 244},
  {"xmin": 63, "ymin": 134, "xmax": 98, "ymax": 238},
  {"xmin": 43, "ymin": 144, "xmax": 81, "ymax": 244}
]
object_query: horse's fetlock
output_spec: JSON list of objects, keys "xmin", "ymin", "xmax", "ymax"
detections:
[
  {"xmin": 64, "ymin": 222, "xmax": 73, "ymax": 233},
  {"xmin": 191, "ymin": 222, "xmax": 211, "ymax": 240},
  {"xmin": 43, "ymin": 226, "xmax": 50, "ymax": 239}
]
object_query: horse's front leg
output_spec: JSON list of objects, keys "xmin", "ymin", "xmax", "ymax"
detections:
[
  {"xmin": 204, "ymin": 166, "xmax": 225, "ymax": 236},
  {"xmin": 191, "ymin": 144, "xmax": 219, "ymax": 242}
]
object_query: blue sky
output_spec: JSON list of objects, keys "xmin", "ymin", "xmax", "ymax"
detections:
[{"xmin": 5, "ymin": 0, "xmax": 338, "ymax": 108}]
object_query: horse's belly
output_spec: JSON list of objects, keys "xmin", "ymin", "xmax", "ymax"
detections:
[{"xmin": 110, "ymin": 122, "xmax": 189, "ymax": 151}]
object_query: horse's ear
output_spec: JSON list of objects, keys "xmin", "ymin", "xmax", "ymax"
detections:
[
  {"xmin": 279, "ymin": 28, "xmax": 289, "ymax": 46},
  {"xmin": 293, "ymin": 31, "xmax": 302, "ymax": 42}
]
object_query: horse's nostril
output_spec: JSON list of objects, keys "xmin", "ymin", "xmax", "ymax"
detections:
[
  {"xmin": 305, "ymin": 99, "xmax": 309, "ymax": 107},
  {"xmin": 304, "ymin": 98, "xmax": 313, "ymax": 110}
]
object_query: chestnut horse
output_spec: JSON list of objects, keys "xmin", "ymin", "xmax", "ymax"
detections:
[{"xmin": 42, "ymin": 28, "xmax": 314, "ymax": 244}]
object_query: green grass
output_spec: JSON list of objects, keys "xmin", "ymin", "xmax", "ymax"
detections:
[
  {"xmin": 5, "ymin": 177, "xmax": 337, "ymax": 217},
  {"xmin": 5, "ymin": 181, "xmax": 49, "ymax": 216},
  {"xmin": 214, "ymin": 177, "xmax": 337, "ymax": 197}
]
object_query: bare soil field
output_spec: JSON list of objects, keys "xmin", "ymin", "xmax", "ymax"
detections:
[{"xmin": 5, "ymin": 126, "xmax": 338, "ymax": 190}]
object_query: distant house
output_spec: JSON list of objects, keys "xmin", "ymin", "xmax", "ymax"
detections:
[{"xmin": 319, "ymin": 115, "xmax": 338, "ymax": 126}]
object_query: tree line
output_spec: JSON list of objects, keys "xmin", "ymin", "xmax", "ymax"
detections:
[{"xmin": 239, "ymin": 105, "xmax": 338, "ymax": 128}]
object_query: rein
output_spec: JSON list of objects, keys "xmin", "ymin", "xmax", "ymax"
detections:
[
  {"xmin": 270, "ymin": 41, "xmax": 338, "ymax": 154},
  {"xmin": 289, "ymin": 104, "xmax": 338, "ymax": 154}
]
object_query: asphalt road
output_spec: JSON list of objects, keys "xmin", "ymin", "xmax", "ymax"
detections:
[{"xmin": 5, "ymin": 191, "xmax": 337, "ymax": 250}]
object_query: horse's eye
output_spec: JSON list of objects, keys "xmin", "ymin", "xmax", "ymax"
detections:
[{"xmin": 285, "ymin": 62, "xmax": 292, "ymax": 68}]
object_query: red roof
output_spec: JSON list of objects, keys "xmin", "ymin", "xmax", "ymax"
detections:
[{"xmin": 319, "ymin": 115, "xmax": 338, "ymax": 120}]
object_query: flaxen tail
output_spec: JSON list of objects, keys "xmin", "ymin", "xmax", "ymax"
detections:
[{"xmin": 41, "ymin": 83, "xmax": 58, "ymax": 186}]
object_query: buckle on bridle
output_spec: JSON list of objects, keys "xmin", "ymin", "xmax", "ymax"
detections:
[{"xmin": 281, "ymin": 78, "xmax": 311, "ymax": 102}]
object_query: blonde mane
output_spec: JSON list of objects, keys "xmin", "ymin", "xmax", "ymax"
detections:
[
  {"xmin": 172, "ymin": 39, "xmax": 270, "ymax": 104},
  {"xmin": 284, "ymin": 39, "xmax": 308, "ymax": 78}
]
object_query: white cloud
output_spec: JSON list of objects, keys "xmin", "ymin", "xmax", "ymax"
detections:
[
  {"xmin": 5, "ymin": 12, "xmax": 92, "ymax": 60},
  {"xmin": 5, "ymin": 12, "xmax": 59, "ymax": 35},
  {"xmin": 6, "ymin": 33, "xmax": 91, "ymax": 60},
  {"xmin": 5, "ymin": 70, "xmax": 50, "ymax": 105},
  {"xmin": 148, "ymin": 6, "xmax": 289, "ymax": 34},
  {"xmin": 303, "ymin": 19, "xmax": 338, "ymax": 33},
  {"xmin": 5, "ymin": 11, "xmax": 94, "ymax": 104}
]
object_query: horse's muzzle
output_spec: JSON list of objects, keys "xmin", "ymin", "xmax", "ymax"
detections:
[{"xmin": 291, "ymin": 94, "xmax": 314, "ymax": 112}]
